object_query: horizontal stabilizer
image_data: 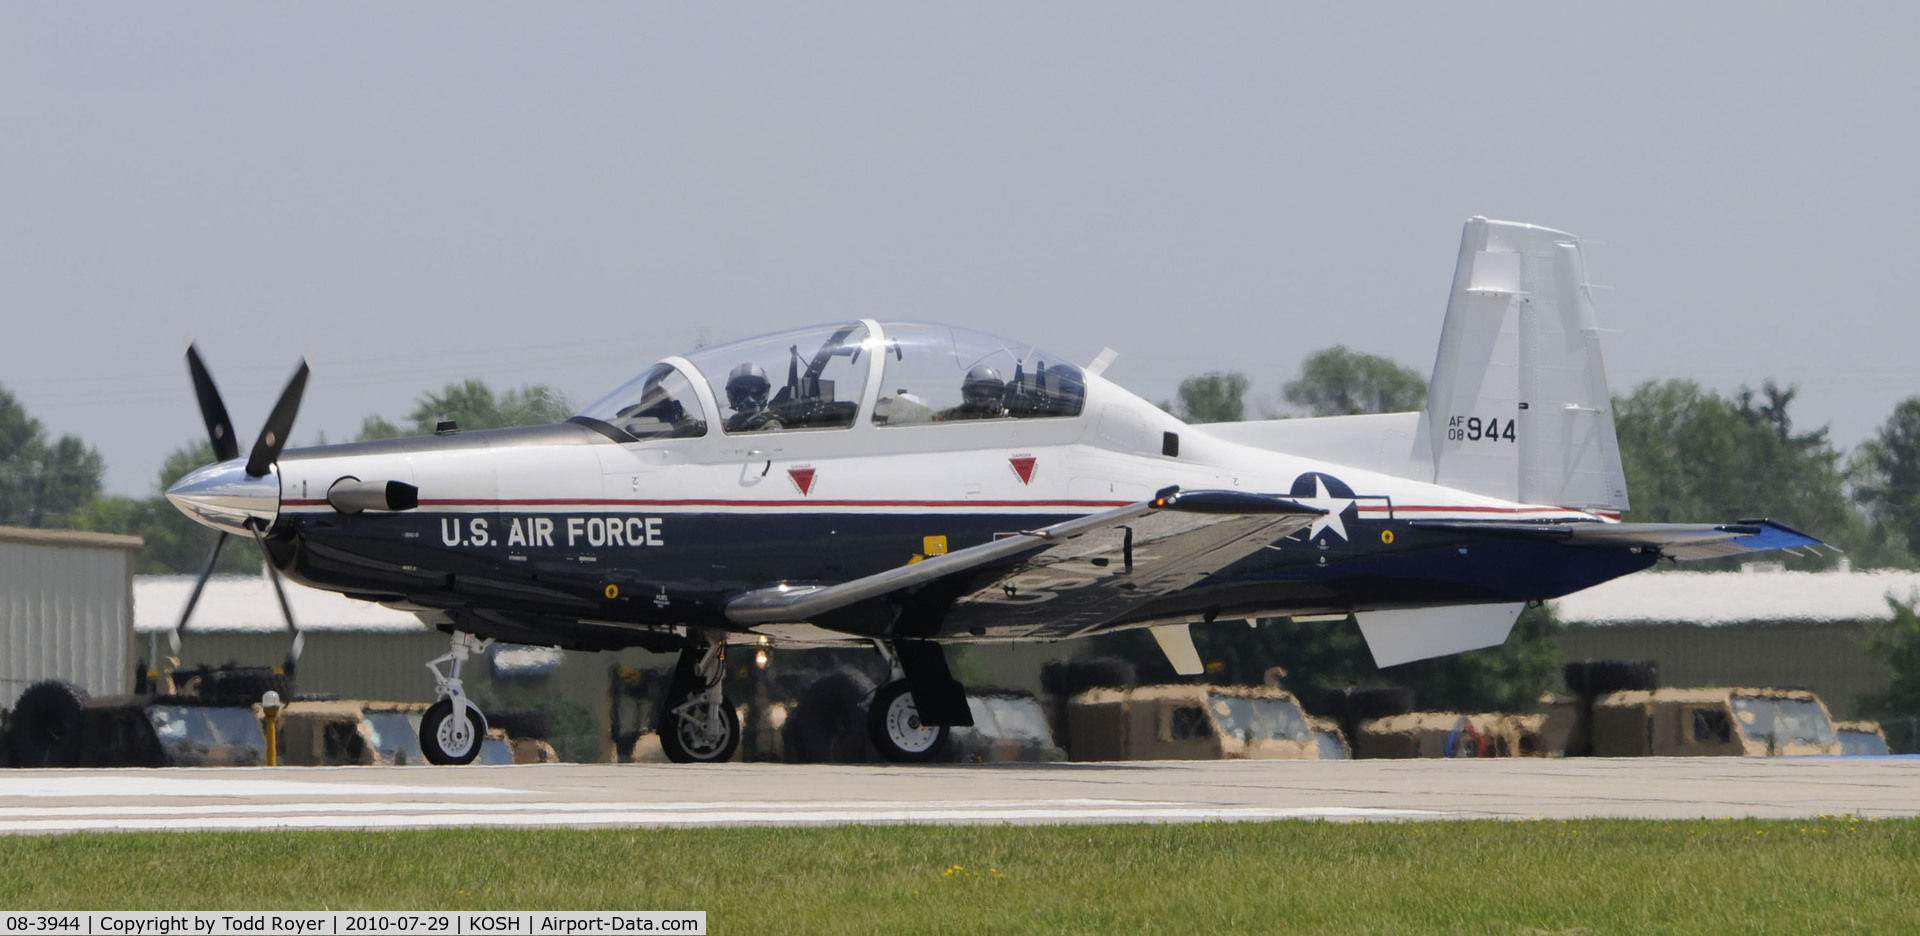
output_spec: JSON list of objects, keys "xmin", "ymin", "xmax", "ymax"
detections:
[
  {"xmin": 1354, "ymin": 603, "xmax": 1525, "ymax": 668},
  {"xmin": 1406, "ymin": 518, "xmax": 1822, "ymax": 561}
]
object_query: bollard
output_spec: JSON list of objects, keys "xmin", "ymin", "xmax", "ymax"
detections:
[{"xmin": 261, "ymin": 690, "xmax": 283, "ymax": 767}]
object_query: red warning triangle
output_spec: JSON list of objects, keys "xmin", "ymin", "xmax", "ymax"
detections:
[
  {"xmin": 788, "ymin": 468, "xmax": 816, "ymax": 496},
  {"xmin": 1009, "ymin": 456, "xmax": 1037, "ymax": 485}
]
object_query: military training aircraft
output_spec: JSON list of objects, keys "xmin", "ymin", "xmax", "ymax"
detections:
[{"xmin": 164, "ymin": 217, "xmax": 1820, "ymax": 765}]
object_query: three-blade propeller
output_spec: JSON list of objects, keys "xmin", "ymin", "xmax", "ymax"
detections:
[{"xmin": 171, "ymin": 344, "xmax": 309, "ymax": 664}]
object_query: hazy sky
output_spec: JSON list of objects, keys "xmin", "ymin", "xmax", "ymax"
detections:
[{"xmin": 3, "ymin": 5, "xmax": 1915, "ymax": 496}]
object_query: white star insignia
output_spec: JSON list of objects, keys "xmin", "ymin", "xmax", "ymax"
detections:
[{"xmin": 1295, "ymin": 476, "xmax": 1353, "ymax": 542}]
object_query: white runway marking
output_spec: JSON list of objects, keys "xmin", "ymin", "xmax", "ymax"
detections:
[
  {"xmin": 0, "ymin": 801, "xmax": 1442, "ymax": 834},
  {"xmin": 0, "ymin": 797, "xmax": 1186, "ymax": 818},
  {"xmin": 9, "ymin": 758, "xmax": 1907, "ymax": 832},
  {"xmin": 0, "ymin": 775, "xmax": 513, "ymax": 799}
]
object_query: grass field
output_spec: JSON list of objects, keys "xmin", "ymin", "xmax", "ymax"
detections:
[{"xmin": 0, "ymin": 818, "xmax": 1913, "ymax": 934}]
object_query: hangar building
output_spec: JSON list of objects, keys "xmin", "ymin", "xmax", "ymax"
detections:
[
  {"xmin": 0, "ymin": 526, "xmax": 143, "ymax": 699},
  {"xmin": 1550, "ymin": 563, "xmax": 1915, "ymax": 735}
]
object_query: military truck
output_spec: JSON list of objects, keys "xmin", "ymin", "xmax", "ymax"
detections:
[
  {"xmin": 1348, "ymin": 711, "xmax": 1544, "ymax": 758},
  {"xmin": 272, "ymin": 701, "xmax": 554, "ymax": 766},
  {"xmin": 6, "ymin": 666, "xmax": 282, "ymax": 768},
  {"xmin": 949, "ymin": 691, "xmax": 1067, "ymax": 763},
  {"xmin": 1540, "ymin": 659, "xmax": 1845, "ymax": 757},
  {"xmin": 1835, "ymin": 721, "xmax": 1890, "ymax": 757},
  {"xmin": 1065, "ymin": 684, "xmax": 1345, "ymax": 761},
  {"xmin": 1317, "ymin": 685, "xmax": 1542, "ymax": 759},
  {"xmin": 79, "ymin": 695, "xmax": 270, "ymax": 767}
]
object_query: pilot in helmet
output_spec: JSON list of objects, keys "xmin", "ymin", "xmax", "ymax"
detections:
[
  {"xmin": 938, "ymin": 364, "xmax": 1008, "ymax": 421},
  {"xmin": 724, "ymin": 362, "xmax": 782, "ymax": 432}
]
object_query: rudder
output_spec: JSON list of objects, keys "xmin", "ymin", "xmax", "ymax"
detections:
[{"xmin": 1424, "ymin": 217, "xmax": 1629, "ymax": 514}]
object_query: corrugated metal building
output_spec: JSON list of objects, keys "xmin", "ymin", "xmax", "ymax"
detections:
[
  {"xmin": 1549, "ymin": 565, "xmax": 1918, "ymax": 720},
  {"xmin": 0, "ymin": 526, "xmax": 144, "ymax": 699}
]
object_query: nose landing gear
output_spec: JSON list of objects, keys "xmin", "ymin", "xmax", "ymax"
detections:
[
  {"xmin": 658, "ymin": 631, "xmax": 740, "ymax": 763},
  {"xmin": 421, "ymin": 631, "xmax": 492, "ymax": 765}
]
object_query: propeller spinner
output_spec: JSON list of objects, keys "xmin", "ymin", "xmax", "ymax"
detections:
[{"xmin": 165, "ymin": 345, "xmax": 310, "ymax": 661}]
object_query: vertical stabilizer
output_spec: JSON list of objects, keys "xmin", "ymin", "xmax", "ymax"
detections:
[{"xmin": 1424, "ymin": 218, "xmax": 1629, "ymax": 513}]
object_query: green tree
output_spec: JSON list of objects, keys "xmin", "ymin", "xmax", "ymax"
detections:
[
  {"xmin": 358, "ymin": 380, "xmax": 574, "ymax": 441},
  {"xmin": 0, "ymin": 383, "xmax": 104, "ymax": 528},
  {"xmin": 1849, "ymin": 397, "xmax": 1920, "ymax": 563},
  {"xmin": 1857, "ymin": 597, "xmax": 1920, "ymax": 754},
  {"xmin": 1174, "ymin": 372, "xmax": 1250, "ymax": 424},
  {"xmin": 357, "ymin": 415, "xmax": 404, "ymax": 442},
  {"xmin": 1282, "ymin": 346, "xmax": 1427, "ymax": 417},
  {"xmin": 1613, "ymin": 379, "xmax": 1873, "ymax": 569}
]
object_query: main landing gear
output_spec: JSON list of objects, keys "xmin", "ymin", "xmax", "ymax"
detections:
[
  {"xmin": 658, "ymin": 631, "xmax": 740, "ymax": 763},
  {"xmin": 421, "ymin": 631, "xmax": 492, "ymax": 765},
  {"xmin": 865, "ymin": 640, "xmax": 972, "ymax": 763}
]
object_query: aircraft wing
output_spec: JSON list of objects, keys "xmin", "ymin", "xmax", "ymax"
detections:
[
  {"xmin": 725, "ymin": 488, "xmax": 1324, "ymax": 640},
  {"xmin": 1406, "ymin": 518, "xmax": 1822, "ymax": 561}
]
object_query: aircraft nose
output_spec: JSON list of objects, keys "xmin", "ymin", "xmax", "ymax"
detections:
[{"xmin": 165, "ymin": 459, "xmax": 281, "ymax": 535}]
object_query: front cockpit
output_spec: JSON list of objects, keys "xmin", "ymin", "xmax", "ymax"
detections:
[{"xmin": 574, "ymin": 321, "xmax": 1088, "ymax": 442}]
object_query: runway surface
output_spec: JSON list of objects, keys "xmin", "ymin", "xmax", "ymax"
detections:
[{"xmin": 1, "ymin": 757, "xmax": 1914, "ymax": 833}]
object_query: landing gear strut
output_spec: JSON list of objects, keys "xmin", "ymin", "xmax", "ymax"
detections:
[
  {"xmin": 658, "ymin": 631, "xmax": 740, "ymax": 763},
  {"xmin": 866, "ymin": 641, "xmax": 952, "ymax": 763},
  {"xmin": 421, "ymin": 631, "xmax": 492, "ymax": 765}
]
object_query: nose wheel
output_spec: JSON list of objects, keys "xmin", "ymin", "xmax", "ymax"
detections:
[
  {"xmin": 658, "ymin": 632, "xmax": 741, "ymax": 763},
  {"xmin": 420, "ymin": 631, "xmax": 491, "ymax": 765},
  {"xmin": 867, "ymin": 680, "xmax": 950, "ymax": 762},
  {"xmin": 421, "ymin": 697, "xmax": 486, "ymax": 765}
]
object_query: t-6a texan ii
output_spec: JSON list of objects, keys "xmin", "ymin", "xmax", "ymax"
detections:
[{"xmin": 164, "ymin": 217, "xmax": 1819, "ymax": 765}]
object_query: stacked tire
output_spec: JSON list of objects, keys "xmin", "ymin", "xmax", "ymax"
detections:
[
  {"xmin": 8, "ymin": 680, "xmax": 88, "ymax": 768},
  {"xmin": 784, "ymin": 667, "xmax": 876, "ymax": 763},
  {"xmin": 1561, "ymin": 659, "xmax": 1659, "ymax": 757},
  {"xmin": 1563, "ymin": 659, "xmax": 1660, "ymax": 696}
]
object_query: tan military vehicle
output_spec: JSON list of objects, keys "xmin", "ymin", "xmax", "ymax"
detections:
[
  {"xmin": 1835, "ymin": 720, "xmax": 1890, "ymax": 757},
  {"xmin": 1540, "ymin": 685, "xmax": 1844, "ymax": 757},
  {"xmin": 1315, "ymin": 685, "xmax": 1542, "ymax": 759},
  {"xmin": 272, "ymin": 700, "xmax": 386, "ymax": 766},
  {"xmin": 1351, "ymin": 712, "xmax": 1543, "ymax": 759},
  {"xmin": 1065, "ymin": 684, "xmax": 1345, "ymax": 761},
  {"xmin": 265, "ymin": 700, "xmax": 558, "ymax": 766}
]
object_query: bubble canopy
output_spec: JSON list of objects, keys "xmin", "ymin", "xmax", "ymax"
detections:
[{"xmin": 577, "ymin": 323, "xmax": 1088, "ymax": 442}]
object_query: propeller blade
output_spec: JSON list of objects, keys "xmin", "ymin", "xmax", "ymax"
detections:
[
  {"xmin": 171, "ymin": 531, "xmax": 230, "ymax": 654},
  {"xmin": 185, "ymin": 344, "xmax": 241, "ymax": 463},
  {"xmin": 245, "ymin": 358, "xmax": 310, "ymax": 478},
  {"xmin": 250, "ymin": 522, "xmax": 303, "ymax": 662}
]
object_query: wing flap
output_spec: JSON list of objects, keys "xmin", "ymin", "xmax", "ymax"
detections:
[{"xmin": 724, "ymin": 488, "xmax": 1322, "ymax": 639}]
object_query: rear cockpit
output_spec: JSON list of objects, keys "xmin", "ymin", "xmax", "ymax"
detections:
[{"xmin": 575, "ymin": 321, "xmax": 1087, "ymax": 442}]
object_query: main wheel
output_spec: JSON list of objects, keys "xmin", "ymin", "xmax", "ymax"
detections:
[
  {"xmin": 867, "ymin": 681, "xmax": 950, "ymax": 763},
  {"xmin": 420, "ymin": 698, "xmax": 487, "ymax": 765},
  {"xmin": 658, "ymin": 693, "xmax": 741, "ymax": 764}
]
